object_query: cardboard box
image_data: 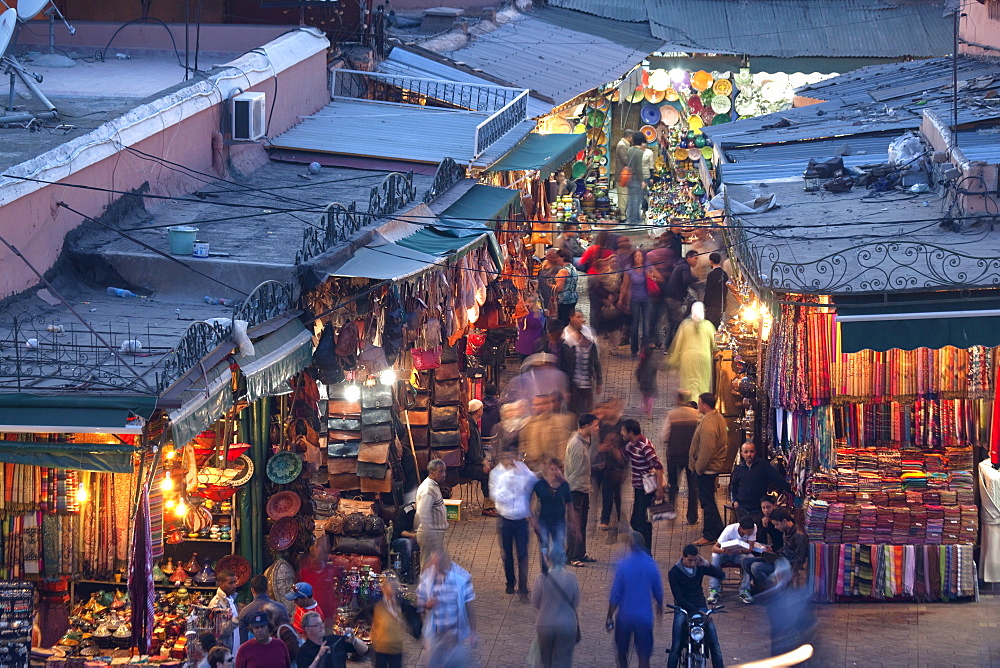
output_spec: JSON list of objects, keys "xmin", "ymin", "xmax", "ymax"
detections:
[{"xmin": 444, "ymin": 499, "xmax": 462, "ymax": 521}]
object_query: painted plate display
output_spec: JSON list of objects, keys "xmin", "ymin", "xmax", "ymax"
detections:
[
  {"xmin": 586, "ymin": 109, "xmax": 606, "ymax": 127},
  {"xmin": 266, "ymin": 491, "xmax": 302, "ymax": 520},
  {"xmin": 228, "ymin": 454, "xmax": 254, "ymax": 487},
  {"xmin": 627, "ymin": 87, "xmax": 645, "ymax": 103},
  {"xmin": 573, "ymin": 123, "xmax": 586, "ymax": 134},
  {"xmin": 701, "ymin": 146, "xmax": 715, "ymax": 160},
  {"xmin": 673, "ymin": 147, "xmax": 689, "ymax": 161},
  {"xmin": 216, "ymin": 555, "xmax": 252, "ymax": 587},
  {"xmin": 572, "ymin": 160, "xmax": 588, "ymax": 179},
  {"xmin": 712, "ymin": 78, "xmax": 733, "ymax": 97},
  {"xmin": 640, "ymin": 104, "xmax": 661, "ymax": 125},
  {"xmin": 660, "ymin": 105, "xmax": 681, "ymax": 127},
  {"xmin": 691, "ymin": 70, "xmax": 713, "ymax": 92},
  {"xmin": 688, "ymin": 115, "xmax": 704, "ymax": 131},
  {"xmin": 268, "ymin": 516, "xmax": 299, "ymax": 552},
  {"xmin": 266, "ymin": 451, "xmax": 302, "ymax": 485},
  {"xmin": 711, "ymin": 95, "xmax": 732, "ymax": 114},
  {"xmin": 586, "ymin": 128, "xmax": 607, "ymax": 144},
  {"xmin": 639, "ymin": 125, "xmax": 657, "ymax": 143},
  {"xmin": 761, "ymin": 81, "xmax": 786, "ymax": 103},
  {"xmin": 734, "ymin": 94, "xmax": 757, "ymax": 116},
  {"xmin": 699, "ymin": 108, "xmax": 717, "ymax": 125},
  {"xmin": 664, "ymin": 86, "xmax": 679, "ymax": 101},
  {"xmin": 712, "ymin": 113, "xmax": 732, "ymax": 125},
  {"xmin": 734, "ymin": 69, "xmax": 753, "ymax": 87},
  {"xmin": 644, "ymin": 87, "xmax": 665, "ymax": 103},
  {"xmin": 686, "ymin": 148, "xmax": 702, "ymax": 161},
  {"xmin": 699, "ymin": 88, "xmax": 714, "ymax": 103},
  {"xmin": 687, "ymin": 95, "xmax": 703, "ymax": 114}
]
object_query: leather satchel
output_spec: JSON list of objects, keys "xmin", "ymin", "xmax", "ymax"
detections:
[
  {"xmin": 435, "ymin": 446, "xmax": 464, "ymax": 468},
  {"xmin": 357, "ymin": 461, "xmax": 388, "ymax": 480},
  {"xmin": 361, "ymin": 423, "xmax": 392, "ymax": 443},
  {"xmin": 430, "ymin": 430, "xmax": 461, "ymax": 449},
  {"xmin": 328, "ymin": 429, "xmax": 361, "ymax": 442},
  {"xmin": 414, "ymin": 447, "xmax": 431, "ymax": 473},
  {"xmin": 324, "ymin": 514, "xmax": 345, "ymax": 534},
  {"xmin": 358, "ymin": 441, "xmax": 390, "ymax": 464},
  {"xmin": 343, "ymin": 512, "xmax": 367, "ymax": 535},
  {"xmin": 409, "ymin": 426, "xmax": 429, "ymax": 448},
  {"xmin": 328, "ymin": 418, "xmax": 361, "ymax": 432},
  {"xmin": 328, "ymin": 400, "xmax": 361, "ymax": 416},
  {"xmin": 361, "ymin": 385, "xmax": 393, "ymax": 409},
  {"xmin": 360, "ymin": 475, "xmax": 393, "ymax": 494},
  {"xmin": 328, "ymin": 440, "xmax": 360, "ymax": 458},
  {"xmin": 430, "ymin": 405, "xmax": 460, "ymax": 430},
  {"xmin": 361, "ymin": 408, "xmax": 392, "ymax": 426},
  {"xmin": 406, "ymin": 409, "xmax": 429, "ymax": 426},
  {"xmin": 327, "ymin": 473, "xmax": 361, "ymax": 491},
  {"xmin": 434, "ymin": 362, "xmax": 461, "ymax": 381},
  {"xmin": 330, "ymin": 533, "xmax": 386, "ymax": 557},
  {"xmin": 433, "ymin": 379, "xmax": 462, "ymax": 406},
  {"xmin": 327, "ymin": 457, "xmax": 358, "ymax": 474},
  {"xmin": 413, "ymin": 392, "xmax": 430, "ymax": 409}
]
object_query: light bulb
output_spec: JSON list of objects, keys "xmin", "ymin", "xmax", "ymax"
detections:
[
  {"xmin": 75, "ymin": 482, "xmax": 89, "ymax": 503},
  {"xmin": 161, "ymin": 474, "xmax": 174, "ymax": 491},
  {"xmin": 165, "ymin": 449, "xmax": 176, "ymax": 460},
  {"xmin": 742, "ymin": 305, "xmax": 761, "ymax": 322},
  {"xmin": 379, "ymin": 369, "xmax": 397, "ymax": 385},
  {"xmin": 164, "ymin": 499, "xmax": 176, "ymax": 510},
  {"xmin": 175, "ymin": 499, "xmax": 188, "ymax": 516},
  {"xmin": 344, "ymin": 384, "xmax": 361, "ymax": 402}
]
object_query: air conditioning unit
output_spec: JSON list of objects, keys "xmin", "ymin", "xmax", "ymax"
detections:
[{"xmin": 232, "ymin": 92, "xmax": 266, "ymax": 141}]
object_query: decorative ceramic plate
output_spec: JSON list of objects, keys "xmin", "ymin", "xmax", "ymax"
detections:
[
  {"xmin": 268, "ymin": 516, "xmax": 299, "ymax": 551},
  {"xmin": 712, "ymin": 79, "xmax": 733, "ymax": 97},
  {"xmin": 228, "ymin": 454, "xmax": 255, "ymax": 487},
  {"xmin": 711, "ymin": 95, "xmax": 732, "ymax": 114},
  {"xmin": 712, "ymin": 113, "xmax": 732, "ymax": 125},
  {"xmin": 640, "ymin": 125, "xmax": 657, "ymax": 143},
  {"xmin": 216, "ymin": 555, "xmax": 252, "ymax": 587},
  {"xmin": 660, "ymin": 105, "xmax": 681, "ymax": 127},
  {"xmin": 627, "ymin": 87, "xmax": 645, "ymax": 103},
  {"xmin": 267, "ymin": 491, "xmax": 302, "ymax": 521},
  {"xmin": 686, "ymin": 95, "xmax": 703, "ymax": 114},
  {"xmin": 266, "ymin": 451, "xmax": 302, "ymax": 485},
  {"xmin": 644, "ymin": 87, "xmax": 665, "ymax": 103}
]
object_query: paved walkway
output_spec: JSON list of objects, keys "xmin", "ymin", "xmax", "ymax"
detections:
[{"xmin": 399, "ymin": 272, "xmax": 1000, "ymax": 667}]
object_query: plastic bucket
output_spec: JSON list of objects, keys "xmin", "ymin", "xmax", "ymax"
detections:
[
  {"xmin": 167, "ymin": 226, "xmax": 199, "ymax": 255},
  {"xmin": 192, "ymin": 240, "xmax": 210, "ymax": 258}
]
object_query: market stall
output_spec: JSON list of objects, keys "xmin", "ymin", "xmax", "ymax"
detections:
[{"xmin": 755, "ymin": 295, "xmax": 985, "ymax": 602}]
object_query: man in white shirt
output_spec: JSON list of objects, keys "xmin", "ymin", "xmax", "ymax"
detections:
[
  {"xmin": 415, "ymin": 459, "xmax": 449, "ymax": 570},
  {"xmin": 489, "ymin": 450, "xmax": 539, "ymax": 601},
  {"xmin": 707, "ymin": 516, "xmax": 761, "ymax": 605}
]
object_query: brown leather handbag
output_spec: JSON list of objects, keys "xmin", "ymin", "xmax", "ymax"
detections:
[
  {"xmin": 434, "ymin": 362, "xmax": 461, "ymax": 381},
  {"xmin": 357, "ymin": 461, "xmax": 389, "ymax": 480},
  {"xmin": 361, "ymin": 409, "xmax": 392, "ymax": 426},
  {"xmin": 435, "ymin": 446, "xmax": 464, "ymax": 468},
  {"xmin": 328, "ymin": 400, "xmax": 362, "ymax": 416},
  {"xmin": 327, "ymin": 473, "xmax": 361, "ymax": 491},
  {"xmin": 327, "ymin": 457, "xmax": 358, "ymax": 474},
  {"xmin": 430, "ymin": 405, "xmax": 460, "ymax": 430},
  {"xmin": 430, "ymin": 430, "xmax": 461, "ymax": 449},
  {"xmin": 433, "ymin": 379, "xmax": 462, "ymax": 406},
  {"xmin": 358, "ymin": 441, "xmax": 390, "ymax": 464},
  {"xmin": 409, "ymin": 426, "xmax": 429, "ymax": 448},
  {"xmin": 361, "ymin": 423, "xmax": 392, "ymax": 443},
  {"xmin": 406, "ymin": 410, "xmax": 429, "ymax": 426},
  {"xmin": 360, "ymin": 475, "xmax": 393, "ymax": 493}
]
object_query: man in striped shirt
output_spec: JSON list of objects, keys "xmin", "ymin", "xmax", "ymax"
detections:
[{"xmin": 621, "ymin": 419, "xmax": 666, "ymax": 555}]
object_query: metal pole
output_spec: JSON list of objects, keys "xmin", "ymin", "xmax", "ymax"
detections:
[{"xmin": 952, "ymin": 8, "xmax": 959, "ymax": 147}]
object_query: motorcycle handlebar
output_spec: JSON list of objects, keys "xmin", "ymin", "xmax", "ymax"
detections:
[{"xmin": 664, "ymin": 604, "xmax": 726, "ymax": 615}]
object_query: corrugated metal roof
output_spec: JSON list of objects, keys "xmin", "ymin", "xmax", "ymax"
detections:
[
  {"xmin": 703, "ymin": 57, "xmax": 1000, "ymax": 149},
  {"xmin": 440, "ymin": 13, "xmax": 655, "ymax": 105},
  {"xmin": 378, "ymin": 47, "xmax": 553, "ymax": 119},
  {"xmin": 269, "ymin": 98, "xmax": 535, "ymax": 168},
  {"xmin": 548, "ymin": 0, "xmax": 647, "ymax": 23}
]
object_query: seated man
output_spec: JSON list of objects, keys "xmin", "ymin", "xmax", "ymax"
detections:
[
  {"xmin": 742, "ymin": 508, "xmax": 809, "ymax": 599},
  {"xmin": 667, "ymin": 544, "xmax": 725, "ymax": 668},
  {"xmin": 707, "ymin": 516, "xmax": 760, "ymax": 605}
]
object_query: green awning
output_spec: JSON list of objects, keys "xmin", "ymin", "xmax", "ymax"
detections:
[
  {"xmin": 235, "ymin": 319, "xmax": 313, "ymax": 403},
  {"xmin": 0, "ymin": 440, "xmax": 137, "ymax": 473},
  {"xmin": 439, "ymin": 184, "xmax": 522, "ymax": 225},
  {"xmin": 836, "ymin": 295, "xmax": 1000, "ymax": 353},
  {"xmin": 0, "ymin": 394, "xmax": 156, "ymax": 433},
  {"xmin": 485, "ymin": 132, "xmax": 587, "ymax": 178},
  {"xmin": 168, "ymin": 361, "xmax": 233, "ymax": 447}
]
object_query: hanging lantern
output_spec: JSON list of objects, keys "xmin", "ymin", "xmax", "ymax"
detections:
[{"xmin": 803, "ymin": 166, "xmax": 821, "ymax": 192}]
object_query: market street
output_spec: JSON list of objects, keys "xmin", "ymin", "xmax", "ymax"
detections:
[{"xmin": 402, "ymin": 306, "xmax": 1000, "ymax": 667}]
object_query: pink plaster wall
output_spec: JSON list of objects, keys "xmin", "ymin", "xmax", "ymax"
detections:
[
  {"xmin": 0, "ymin": 49, "xmax": 329, "ymax": 299},
  {"xmin": 959, "ymin": 3, "xmax": 1000, "ymax": 58},
  {"xmin": 921, "ymin": 111, "xmax": 1000, "ymax": 218}
]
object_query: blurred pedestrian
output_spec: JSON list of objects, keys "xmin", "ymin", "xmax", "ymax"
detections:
[
  {"xmin": 620, "ymin": 419, "xmax": 666, "ymax": 554},
  {"xmin": 490, "ymin": 450, "xmax": 538, "ymax": 602},
  {"xmin": 588, "ymin": 256, "xmax": 625, "ymax": 361},
  {"xmin": 702, "ymin": 252, "xmax": 729, "ymax": 329},
  {"xmin": 532, "ymin": 458, "xmax": 577, "ymax": 574},
  {"xmin": 561, "ymin": 311, "xmax": 602, "ymax": 414},
  {"xmin": 520, "ymin": 393, "xmax": 575, "ymax": 472},
  {"xmin": 607, "ymin": 531, "xmax": 663, "ymax": 668},
  {"xmin": 664, "ymin": 250, "xmax": 698, "ymax": 347},
  {"xmin": 491, "ymin": 401, "xmax": 527, "ymax": 458},
  {"xmin": 501, "ymin": 352, "xmax": 569, "ymax": 408},
  {"xmin": 551, "ymin": 249, "xmax": 580, "ymax": 324},
  {"xmin": 353, "ymin": 572, "xmax": 416, "ymax": 668},
  {"xmin": 623, "ymin": 132, "xmax": 648, "ymax": 226},
  {"xmin": 516, "ymin": 294, "xmax": 546, "ymax": 362},
  {"xmin": 666, "ymin": 302, "xmax": 717, "ymax": 399},
  {"xmin": 417, "ymin": 551, "xmax": 478, "ymax": 667},
  {"xmin": 532, "ymin": 545, "xmax": 580, "ymax": 668},
  {"xmin": 594, "ymin": 402, "xmax": 627, "ymax": 530},
  {"xmin": 634, "ymin": 344, "xmax": 658, "ymax": 418},
  {"xmin": 565, "ymin": 414, "xmax": 598, "ymax": 567},
  {"xmin": 480, "ymin": 384, "xmax": 501, "ymax": 442},
  {"xmin": 206, "ymin": 646, "xmax": 232, "ymax": 668},
  {"xmin": 661, "ymin": 391, "xmax": 700, "ymax": 525}
]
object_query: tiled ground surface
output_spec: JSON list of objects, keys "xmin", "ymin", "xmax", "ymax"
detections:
[{"xmin": 395, "ymin": 270, "xmax": 1000, "ymax": 667}]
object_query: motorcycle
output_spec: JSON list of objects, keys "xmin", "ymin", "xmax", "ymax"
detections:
[{"xmin": 666, "ymin": 603, "xmax": 726, "ymax": 668}]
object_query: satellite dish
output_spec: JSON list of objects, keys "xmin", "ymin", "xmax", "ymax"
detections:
[
  {"xmin": 15, "ymin": 0, "xmax": 48, "ymax": 22},
  {"xmin": 0, "ymin": 9, "xmax": 16, "ymax": 56}
]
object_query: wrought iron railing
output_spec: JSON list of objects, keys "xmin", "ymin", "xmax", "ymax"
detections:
[
  {"xmin": 741, "ymin": 238, "xmax": 1000, "ymax": 294},
  {"xmin": 369, "ymin": 171, "xmax": 417, "ymax": 219},
  {"xmin": 331, "ymin": 68, "xmax": 524, "ymax": 112},
  {"xmin": 474, "ymin": 90, "xmax": 528, "ymax": 158},
  {"xmin": 295, "ymin": 171, "xmax": 417, "ymax": 264},
  {"xmin": 232, "ymin": 280, "xmax": 295, "ymax": 328},
  {"xmin": 423, "ymin": 157, "xmax": 466, "ymax": 203}
]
